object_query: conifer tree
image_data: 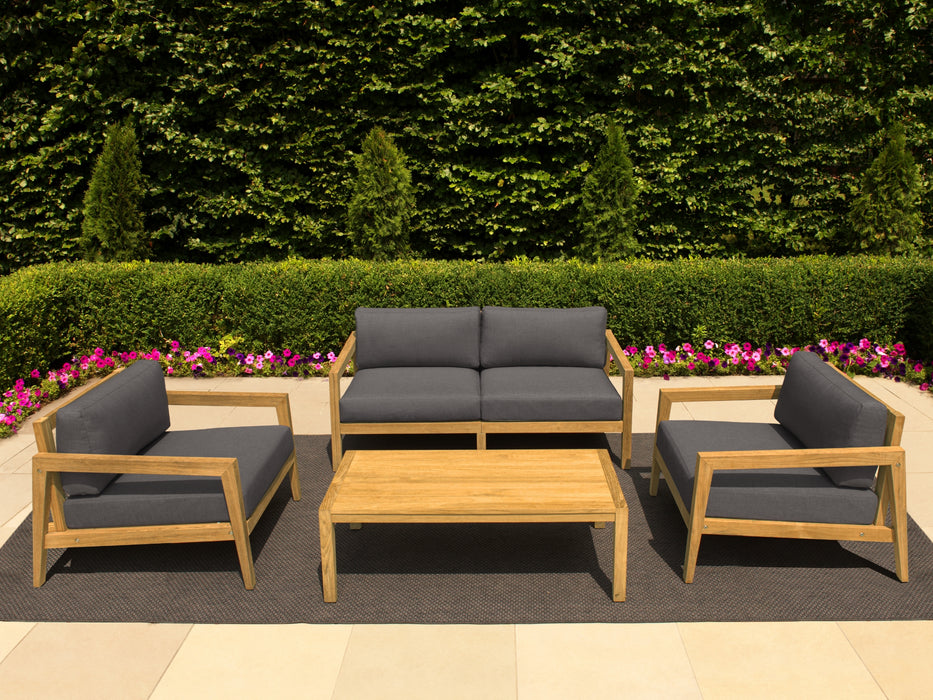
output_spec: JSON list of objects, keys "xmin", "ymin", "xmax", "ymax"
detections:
[
  {"xmin": 347, "ymin": 127, "xmax": 416, "ymax": 260},
  {"xmin": 81, "ymin": 119, "xmax": 147, "ymax": 261},
  {"xmin": 576, "ymin": 121, "xmax": 639, "ymax": 261},
  {"xmin": 849, "ymin": 123, "xmax": 923, "ymax": 255}
]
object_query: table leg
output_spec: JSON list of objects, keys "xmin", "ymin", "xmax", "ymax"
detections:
[
  {"xmin": 319, "ymin": 509, "xmax": 337, "ymax": 602},
  {"xmin": 613, "ymin": 505, "xmax": 628, "ymax": 602}
]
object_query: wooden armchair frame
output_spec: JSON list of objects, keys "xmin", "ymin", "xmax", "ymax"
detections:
[
  {"xmin": 32, "ymin": 374, "xmax": 301, "ymax": 589},
  {"xmin": 649, "ymin": 378, "xmax": 908, "ymax": 583},
  {"xmin": 328, "ymin": 329, "xmax": 634, "ymax": 470}
]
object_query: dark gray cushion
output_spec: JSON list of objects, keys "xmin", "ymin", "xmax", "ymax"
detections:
[
  {"xmin": 775, "ymin": 350, "xmax": 889, "ymax": 489},
  {"xmin": 340, "ymin": 367, "xmax": 481, "ymax": 422},
  {"xmin": 480, "ymin": 367, "xmax": 622, "ymax": 422},
  {"xmin": 55, "ymin": 360, "xmax": 170, "ymax": 497},
  {"xmin": 354, "ymin": 307, "xmax": 481, "ymax": 369},
  {"xmin": 655, "ymin": 420, "xmax": 879, "ymax": 524},
  {"xmin": 62, "ymin": 425, "xmax": 294, "ymax": 528},
  {"xmin": 480, "ymin": 306, "xmax": 608, "ymax": 369}
]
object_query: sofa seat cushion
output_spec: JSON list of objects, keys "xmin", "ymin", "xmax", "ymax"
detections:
[
  {"xmin": 775, "ymin": 350, "xmax": 888, "ymax": 489},
  {"xmin": 56, "ymin": 359, "xmax": 171, "ymax": 497},
  {"xmin": 354, "ymin": 306, "xmax": 481, "ymax": 369},
  {"xmin": 340, "ymin": 367, "xmax": 481, "ymax": 423},
  {"xmin": 656, "ymin": 420, "xmax": 879, "ymax": 524},
  {"xmin": 480, "ymin": 367, "xmax": 622, "ymax": 422},
  {"xmin": 480, "ymin": 306, "xmax": 608, "ymax": 369},
  {"xmin": 62, "ymin": 425, "xmax": 294, "ymax": 529}
]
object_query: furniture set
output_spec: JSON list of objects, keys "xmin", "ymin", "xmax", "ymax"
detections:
[{"xmin": 30, "ymin": 305, "xmax": 910, "ymax": 601}]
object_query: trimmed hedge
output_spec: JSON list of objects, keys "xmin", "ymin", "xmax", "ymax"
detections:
[{"xmin": 2, "ymin": 256, "xmax": 932, "ymax": 388}]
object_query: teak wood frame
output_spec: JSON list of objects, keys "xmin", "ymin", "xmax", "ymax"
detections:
[
  {"xmin": 328, "ymin": 328, "xmax": 635, "ymax": 470},
  {"xmin": 649, "ymin": 374, "xmax": 908, "ymax": 584},
  {"xmin": 31, "ymin": 370, "xmax": 302, "ymax": 589}
]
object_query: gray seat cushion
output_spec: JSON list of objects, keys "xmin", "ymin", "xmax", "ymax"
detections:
[
  {"xmin": 55, "ymin": 359, "xmax": 170, "ymax": 496},
  {"xmin": 354, "ymin": 306, "xmax": 481, "ymax": 369},
  {"xmin": 62, "ymin": 425, "xmax": 294, "ymax": 528},
  {"xmin": 340, "ymin": 367, "xmax": 481, "ymax": 422},
  {"xmin": 655, "ymin": 420, "xmax": 879, "ymax": 524},
  {"xmin": 480, "ymin": 367, "xmax": 622, "ymax": 422},
  {"xmin": 480, "ymin": 306, "xmax": 608, "ymax": 369},
  {"xmin": 775, "ymin": 350, "xmax": 889, "ymax": 489}
]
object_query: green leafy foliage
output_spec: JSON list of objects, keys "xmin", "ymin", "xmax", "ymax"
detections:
[
  {"xmin": 81, "ymin": 119, "xmax": 147, "ymax": 261},
  {"xmin": 576, "ymin": 122, "xmax": 639, "ymax": 260},
  {"xmin": 849, "ymin": 123, "xmax": 925, "ymax": 254},
  {"xmin": 2, "ymin": 256, "xmax": 931, "ymax": 388},
  {"xmin": 348, "ymin": 127, "xmax": 416, "ymax": 260},
  {"xmin": 0, "ymin": 1, "xmax": 931, "ymax": 270}
]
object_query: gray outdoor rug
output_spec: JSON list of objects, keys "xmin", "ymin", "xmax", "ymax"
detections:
[{"xmin": 1, "ymin": 433, "xmax": 931, "ymax": 624}]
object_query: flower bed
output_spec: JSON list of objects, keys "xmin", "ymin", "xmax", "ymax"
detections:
[{"xmin": 2, "ymin": 338, "xmax": 930, "ymax": 438}]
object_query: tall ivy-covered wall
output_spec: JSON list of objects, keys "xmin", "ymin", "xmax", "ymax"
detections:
[{"xmin": 1, "ymin": 0, "xmax": 930, "ymax": 271}]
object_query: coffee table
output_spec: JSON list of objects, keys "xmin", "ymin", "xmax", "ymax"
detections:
[{"xmin": 318, "ymin": 448, "xmax": 628, "ymax": 602}]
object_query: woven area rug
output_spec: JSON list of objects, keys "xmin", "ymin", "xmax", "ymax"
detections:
[{"xmin": 1, "ymin": 433, "xmax": 931, "ymax": 624}]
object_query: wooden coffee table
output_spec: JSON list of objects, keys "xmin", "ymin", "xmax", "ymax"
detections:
[{"xmin": 318, "ymin": 448, "xmax": 628, "ymax": 602}]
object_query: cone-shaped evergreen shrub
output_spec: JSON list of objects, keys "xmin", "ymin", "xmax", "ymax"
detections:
[
  {"xmin": 347, "ymin": 127, "xmax": 416, "ymax": 260},
  {"xmin": 81, "ymin": 119, "xmax": 147, "ymax": 261},
  {"xmin": 576, "ymin": 122, "xmax": 639, "ymax": 261},
  {"xmin": 849, "ymin": 123, "xmax": 924, "ymax": 255}
]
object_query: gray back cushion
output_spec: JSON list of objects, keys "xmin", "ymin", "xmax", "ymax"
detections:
[
  {"xmin": 774, "ymin": 350, "xmax": 889, "ymax": 489},
  {"xmin": 480, "ymin": 306, "xmax": 608, "ymax": 368},
  {"xmin": 354, "ymin": 306, "xmax": 481, "ymax": 369},
  {"xmin": 56, "ymin": 359, "xmax": 170, "ymax": 496}
]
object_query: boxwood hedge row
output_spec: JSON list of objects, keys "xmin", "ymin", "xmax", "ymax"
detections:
[{"xmin": 2, "ymin": 256, "xmax": 931, "ymax": 387}]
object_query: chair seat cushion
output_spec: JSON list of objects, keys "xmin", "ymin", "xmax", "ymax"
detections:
[
  {"xmin": 62, "ymin": 425, "xmax": 294, "ymax": 528},
  {"xmin": 340, "ymin": 367, "xmax": 481, "ymax": 423},
  {"xmin": 480, "ymin": 367, "xmax": 622, "ymax": 422},
  {"xmin": 656, "ymin": 420, "xmax": 879, "ymax": 524}
]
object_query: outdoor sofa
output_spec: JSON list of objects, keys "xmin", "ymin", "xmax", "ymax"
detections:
[
  {"xmin": 329, "ymin": 305, "xmax": 634, "ymax": 469},
  {"xmin": 32, "ymin": 359, "xmax": 301, "ymax": 589},
  {"xmin": 651, "ymin": 349, "xmax": 908, "ymax": 583}
]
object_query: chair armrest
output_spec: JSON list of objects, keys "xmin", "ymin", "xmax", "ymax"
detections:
[
  {"xmin": 696, "ymin": 445, "xmax": 905, "ymax": 473},
  {"xmin": 656, "ymin": 384, "xmax": 782, "ymax": 427},
  {"xmin": 33, "ymin": 452, "xmax": 239, "ymax": 478},
  {"xmin": 166, "ymin": 391, "xmax": 293, "ymax": 429}
]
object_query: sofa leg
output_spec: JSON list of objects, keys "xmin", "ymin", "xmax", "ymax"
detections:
[
  {"xmin": 331, "ymin": 433, "xmax": 343, "ymax": 471},
  {"xmin": 477, "ymin": 432, "xmax": 486, "ymax": 450},
  {"xmin": 890, "ymin": 457, "xmax": 909, "ymax": 582}
]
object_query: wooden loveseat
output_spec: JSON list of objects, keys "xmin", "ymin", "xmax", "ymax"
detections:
[{"xmin": 329, "ymin": 305, "xmax": 634, "ymax": 469}]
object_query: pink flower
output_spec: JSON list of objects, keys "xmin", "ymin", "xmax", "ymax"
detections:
[
  {"xmin": 264, "ymin": 351, "xmax": 274, "ymax": 360},
  {"xmin": 166, "ymin": 367, "xmax": 174, "ymax": 375},
  {"xmin": 30, "ymin": 369, "xmax": 41, "ymax": 379},
  {"xmin": 704, "ymin": 340, "xmax": 715, "ymax": 350},
  {"xmin": 682, "ymin": 343, "xmax": 694, "ymax": 354},
  {"xmin": 327, "ymin": 352, "xmax": 337, "ymax": 363},
  {"xmin": 914, "ymin": 363, "xmax": 924, "ymax": 373},
  {"xmin": 171, "ymin": 341, "xmax": 181, "ymax": 352}
]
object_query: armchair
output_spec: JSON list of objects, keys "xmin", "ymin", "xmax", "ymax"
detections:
[
  {"xmin": 650, "ymin": 350, "xmax": 907, "ymax": 583},
  {"xmin": 32, "ymin": 359, "xmax": 301, "ymax": 589}
]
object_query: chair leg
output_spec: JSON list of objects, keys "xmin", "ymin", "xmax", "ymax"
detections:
[
  {"xmin": 32, "ymin": 465, "xmax": 52, "ymax": 588},
  {"xmin": 649, "ymin": 450, "xmax": 662, "ymax": 496},
  {"xmin": 220, "ymin": 465, "xmax": 256, "ymax": 589},
  {"xmin": 889, "ymin": 458, "xmax": 909, "ymax": 582},
  {"xmin": 288, "ymin": 455, "xmax": 302, "ymax": 501},
  {"xmin": 683, "ymin": 458, "xmax": 714, "ymax": 583}
]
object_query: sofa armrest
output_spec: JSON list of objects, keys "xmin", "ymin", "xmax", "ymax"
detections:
[
  {"xmin": 655, "ymin": 384, "xmax": 783, "ymax": 428},
  {"xmin": 166, "ymin": 391, "xmax": 293, "ymax": 429}
]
